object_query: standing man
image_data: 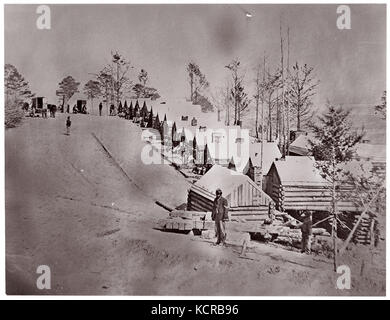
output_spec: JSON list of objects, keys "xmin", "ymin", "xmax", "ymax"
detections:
[
  {"xmin": 99, "ymin": 102, "xmax": 103, "ymax": 116},
  {"xmin": 300, "ymin": 211, "xmax": 313, "ymax": 254},
  {"xmin": 212, "ymin": 188, "xmax": 229, "ymax": 246},
  {"xmin": 66, "ymin": 116, "xmax": 72, "ymax": 135},
  {"xmin": 42, "ymin": 104, "xmax": 47, "ymax": 119}
]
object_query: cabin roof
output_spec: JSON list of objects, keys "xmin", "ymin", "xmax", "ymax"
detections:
[
  {"xmin": 271, "ymin": 156, "xmax": 327, "ymax": 186},
  {"xmin": 193, "ymin": 164, "xmax": 253, "ymax": 197},
  {"xmin": 288, "ymin": 134, "xmax": 314, "ymax": 155}
]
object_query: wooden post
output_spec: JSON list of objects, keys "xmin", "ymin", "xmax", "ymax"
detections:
[{"xmin": 332, "ymin": 213, "xmax": 338, "ymax": 272}]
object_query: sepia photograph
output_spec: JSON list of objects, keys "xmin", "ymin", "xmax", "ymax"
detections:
[{"xmin": 4, "ymin": 3, "xmax": 386, "ymax": 296}]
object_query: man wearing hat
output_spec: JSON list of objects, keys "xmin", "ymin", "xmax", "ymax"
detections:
[
  {"xmin": 212, "ymin": 188, "xmax": 229, "ymax": 246},
  {"xmin": 300, "ymin": 210, "xmax": 313, "ymax": 254}
]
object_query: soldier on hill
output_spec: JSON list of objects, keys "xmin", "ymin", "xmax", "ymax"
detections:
[{"xmin": 66, "ymin": 116, "xmax": 72, "ymax": 135}]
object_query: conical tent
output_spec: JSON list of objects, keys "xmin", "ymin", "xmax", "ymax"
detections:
[
  {"xmin": 129, "ymin": 101, "xmax": 134, "ymax": 119},
  {"xmin": 123, "ymin": 100, "xmax": 128, "ymax": 117},
  {"xmin": 141, "ymin": 101, "xmax": 148, "ymax": 118},
  {"xmin": 147, "ymin": 107, "xmax": 154, "ymax": 128},
  {"xmin": 192, "ymin": 136, "xmax": 198, "ymax": 161},
  {"xmin": 180, "ymin": 127, "xmax": 186, "ymax": 143},
  {"xmin": 134, "ymin": 101, "xmax": 139, "ymax": 116},
  {"xmin": 153, "ymin": 113, "xmax": 160, "ymax": 131},
  {"xmin": 203, "ymin": 144, "xmax": 212, "ymax": 166},
  {"xmin": 161, "ymin": 120, "xmax": 170, "ymax": 145},
  {"xmin": 172, "ymin": 122, "xmax": 177, "ymax": 146},
  {"xmin": 118, "ymin": 101, "xmax": 123, "ymax": 113}
]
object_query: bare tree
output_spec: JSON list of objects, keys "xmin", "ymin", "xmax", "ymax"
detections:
[
  {"xmin": 262, "ymin": 68, "xmax": 282, "ymax": 141},
  {"xmin": 253, "ymin": 64, "xmax": 262, "ymax": 139},
  {"xmin": 286, "ymin": 62, "xmax": 319, "ymax": 131},
  {"xmin": 138, "ymin": 69, "xmax": 148, "ymax": 97},
  {"xmin": 211, "ymin": 81, "xmax": 233, "ymax": 124},
  {"xmin": 187, "ymin": 62, "xmax": 209, "ymax": 103},
  {"xmin": 225, "ymin": 58, "xmax": 250, "ymax": 125},
  {"xmin": 111, "ymin": 51, "xmax": 132, "ymax": 108},
  {"xmin": 96, "ymin": 67, "xmax": 115, "ymax": 114}
]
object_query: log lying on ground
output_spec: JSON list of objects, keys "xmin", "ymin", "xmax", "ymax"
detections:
[{"xmin": 155, "ymin": 201, "xmax": 174, "ymax": 212}]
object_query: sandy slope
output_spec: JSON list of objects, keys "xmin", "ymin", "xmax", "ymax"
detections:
[{"xmin": 5, "ymin": 114, "xmax": 385, "ymax": 295}]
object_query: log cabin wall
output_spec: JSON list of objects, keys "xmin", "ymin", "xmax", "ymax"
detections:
[{"xmin": 265, "ymin": 164, "xmax": 359, "ymax": 213}]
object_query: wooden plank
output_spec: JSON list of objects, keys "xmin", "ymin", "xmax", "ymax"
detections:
[
  {"xmin": 184, "ymin": 221, "xmax": 194, "ymax": 230},
  {"xmin": 284, "ymin": 205, "xmax": 359, "ymax": 212},
  {"xmin": 204, "ymin": 221, "xmax": 215, "ymax": 230},
  {"xmin": 194, "ymin": 220, "xmax": 204, "ymax": 230},
  {"xmin": 166, "ymin": 220, "xmax": 173, "ymax": 229}
]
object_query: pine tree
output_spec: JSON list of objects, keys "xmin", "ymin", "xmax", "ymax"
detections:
[
  {"xmin": 57, "ymin": 75, "xmax": 80, "ymax": 108},
  {"xmin": 309, "ymin": 103, "xmax": 364, "ymax": 271},
  {"xmin": 4, "ymin": 64, "xmax": 33, "ymax": 128},
  {"xmin": 83, "ymin": 80, "xmax": 101, "ymax": 115}
]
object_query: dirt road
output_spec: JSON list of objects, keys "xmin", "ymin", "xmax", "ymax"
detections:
[{"xmin": 5, "ymin": 114, "xmax": 385, "ymax": 295}]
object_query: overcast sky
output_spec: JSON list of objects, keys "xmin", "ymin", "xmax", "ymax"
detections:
[{"xmin": 4, "ymin": 4, "xmax": 386, "ymax": 111}]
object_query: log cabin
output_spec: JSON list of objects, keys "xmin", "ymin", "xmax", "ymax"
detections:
[
  {"xmin": 265, "ymin": 156, "xmax": 360, "ymax": 213},
  {"xmin": 187, "ymin": 164, "xmax": 274, "ymax": 222}
]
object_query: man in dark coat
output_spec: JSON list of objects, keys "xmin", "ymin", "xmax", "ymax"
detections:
[
  {"xmin": 300, "ymin": 211, "xmax": 313, "ymax": 254},
  {"xmin": 212, "ymin": 188, "xmax": 229, "ymax": 245},
  {"xmin": 66, "ymin": 116, "xmax": 71, "ymax": 135},
  {"xmin": 99, "ymin": 102, "xmax": 103, "ymax": 116}
]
